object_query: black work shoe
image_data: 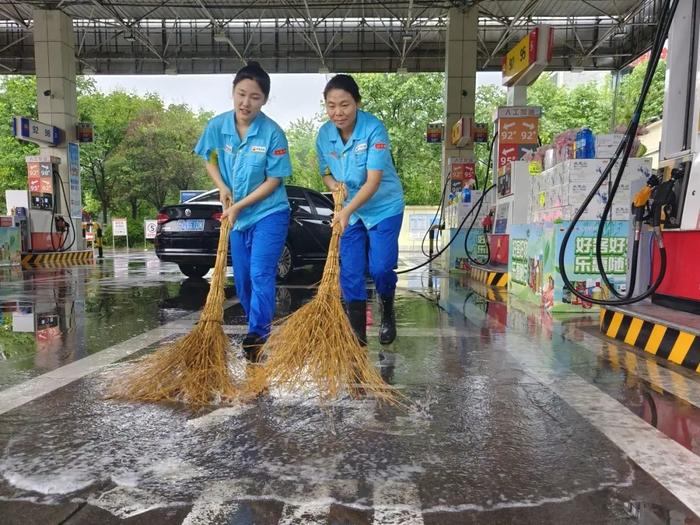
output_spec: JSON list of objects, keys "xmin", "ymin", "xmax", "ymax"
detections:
[
  {"xmin": 242, "ymin": 333, "xmax": 265, "ymax": 363},
  {"xmin": 346, "ymin": 300, "xmax": 367, "ymax": 347},
  {"xmin": 378, "ymin": 293, "xmax": 396, "ymax": 345}
]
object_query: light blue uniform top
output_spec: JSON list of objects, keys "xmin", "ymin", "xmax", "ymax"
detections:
[
  {"xmin": 194, "ymin": 110, "xmax": 292, "ymax": 231},
  {"xmin": 316, "ymin": 109, "xmax": 404, "ymax": 229}
]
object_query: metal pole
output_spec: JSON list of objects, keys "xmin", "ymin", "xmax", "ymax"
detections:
[{"xmin": 610, "ymin": 69, "xmax": 621, "ymax": 132}]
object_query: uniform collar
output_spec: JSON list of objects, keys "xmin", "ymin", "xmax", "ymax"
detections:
[
  {"xmin": 222, "ymin": 110, "xmax": 264, "ymax": 144},
  {"xmin": 330, "ymin": 110, "xmax": 364, "ymax": 152}
]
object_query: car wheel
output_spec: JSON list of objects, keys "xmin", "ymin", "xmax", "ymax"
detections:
[
  {"xmin": 178, "ymin": 264, "xmax": 211, "ymax": 278},
  {"xmin": 277, "ymin": 244, "xmax": 293, "ymax": 281}
]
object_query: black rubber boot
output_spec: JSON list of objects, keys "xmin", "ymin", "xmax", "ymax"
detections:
[
  {"xmin": 346, "ymin": 300, "xmax": 367, "ymax": 347},
  {"xmin": 378, "ymin": 293, "xmax": 396, "ymax": 345},
  {"xmin": 242, "ymin": 333, "xmax": 264, "ymax": 363}
]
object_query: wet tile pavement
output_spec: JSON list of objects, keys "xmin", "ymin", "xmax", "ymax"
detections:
[{"xmin": 0, "ymin": 252, "xmax": 699, "ymax": 524}]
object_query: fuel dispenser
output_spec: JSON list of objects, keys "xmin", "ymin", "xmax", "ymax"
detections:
[
  {"xmin": 648, "ymin": 0, "xmax": 700, "ymax": 314},
  {"xmin": 557, "ymin": 0, "xmax": 700, "ymax": 314},
  {"xmin": 5, "ymin": 155, "xmax": 73, "ymax": 252}
]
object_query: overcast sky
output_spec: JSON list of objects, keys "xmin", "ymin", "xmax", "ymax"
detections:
[{"xmin": 91, "ymin": 72, "xmax": 503, "ymax": 128}]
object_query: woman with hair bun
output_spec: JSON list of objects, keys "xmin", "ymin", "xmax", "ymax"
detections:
[
  {"xmin": 194, "ymin": 61, "xmax": 292, "ymax": 362},
  {"xmin": 316, "ymin": 74, "xmax": 405, "ymax": 349}
]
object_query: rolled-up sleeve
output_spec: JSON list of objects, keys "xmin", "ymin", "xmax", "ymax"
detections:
[
  {"xmin": 316, "ymin": 132, "xmax": 330, "ymax": 177},
  {"xmin": 194, "ymin": 119, "xmax": 219, "ymax": 162}
]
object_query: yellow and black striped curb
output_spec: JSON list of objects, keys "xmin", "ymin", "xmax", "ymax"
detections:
[
  {"xmin": 21, "ymin": 250, "xmax": 94, "ymax": 268},
  {"xmin": 469, "ymin": 266, "xmax": 509, "ymax": 288},
  {"xmin": 599, "ymin": 338, "xmax": 690, "ymax": 396},
  {"xmin": 469, "ymin": 281, "xmax": 508, "ymax": 303},
  {"xmin": 600, "ymin": 308, "xmax": 700, "ymax": 373}
]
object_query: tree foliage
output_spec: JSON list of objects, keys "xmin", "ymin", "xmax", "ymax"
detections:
[
  {"xmin": 0, "ymin": 63, "xmax": 669, "ymax": 223},
  {"xmin": 0, "ymin": 77, "xmax": 39, "ymax": 213},
  {"xmin": 77, "ymin": 90, "xmax": 164, "ymax": 223},
  {"xmin": 108, "ymin": 104, "xmax": 210, "ymax": 216},
  {"xmin": 474, "ymin": 85, "xmax": 506, "ymax": 187},
  {"xmin": 354, "ymin": 73, "xmax": 445, "ymax": 205},
  {"xmin": 285, "ymin": 116, "xmax": 324, "ymax": 192},
  {"xmin": 617, "ymin": 59, "xmax": 667, "ymax": 126}
]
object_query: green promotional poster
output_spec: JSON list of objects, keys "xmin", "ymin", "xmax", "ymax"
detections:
[
  {"xmin": 509, "ymin": 221, "xmax": 629, "ymax": 312},
  {"xmin": 449, "ymin": 227, "xmax": 489, "ymax": 272}
]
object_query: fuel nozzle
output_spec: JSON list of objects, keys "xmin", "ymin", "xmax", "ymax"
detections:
[
  {"xmin": 55, "ymin": 215, "xmax": 69, "ymax": 233},
  {"xmin": 650, "ymin": 177, "xmax": 677, "ymax": 228},
  {"xmin": 631, "ymin": 174, "xmax": 660, "ymax": 231}
]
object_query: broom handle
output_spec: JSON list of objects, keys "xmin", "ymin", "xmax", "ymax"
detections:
[
  {"xmin": 199, "ymin": 197, "xmax": 233, "ymax": 324},
  {"xmin": 318, "ymin": 187, "xmax": 345, "ymax": 291}
]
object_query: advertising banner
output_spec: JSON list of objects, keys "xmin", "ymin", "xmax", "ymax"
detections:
[{"xmin": 509, "ymin": 220, "xmax": 630, "ymax": 312}]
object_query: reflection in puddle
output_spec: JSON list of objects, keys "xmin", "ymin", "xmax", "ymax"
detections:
[{"xmin": 0, "ymin": 260, "xmax": 204, "ymax": 389}]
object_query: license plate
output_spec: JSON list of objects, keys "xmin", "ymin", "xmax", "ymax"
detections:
[{"xmin": 178, "ymin": 219, "xmax": 205, "ymax": 232}]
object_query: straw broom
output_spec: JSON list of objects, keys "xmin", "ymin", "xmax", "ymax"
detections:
[
  {"xmin": 246, "ymin": 189, "xmax": 399, "ymax": 404},
  {"xmin": 109, "ymin": 207, "xmax": 242, "ymax": 408}
]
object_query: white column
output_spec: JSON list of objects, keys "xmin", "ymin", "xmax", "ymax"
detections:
[
  {"xmin": 507, "ymin": 85, "xmax": 527, "ymax": 106},
  {"xmin": 33, "ymin": 9, "xmax": 83, "ymax": 250},
  {"xmin": 442, "ymin": 7, "xmax": 479, "ymax": 181}
]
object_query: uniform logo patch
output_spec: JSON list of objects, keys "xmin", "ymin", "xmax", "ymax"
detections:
[
  {"xmin": 251, "ymin": 145, "xmax": 267, "ymax": 154},
  {"xmin": 273, "ymin": 148, "xmax": 287, "ymax": 156},
  {"xmin": 374, "ymin": 143, "xmax": 387, "ymax": 150},
  {"xmin": 354, "ymin": 143, "xmax": 368, "ymax": 153},
  {"xmin": 224, "ymin": 144, "xmax": 233, "ymax": 153}
]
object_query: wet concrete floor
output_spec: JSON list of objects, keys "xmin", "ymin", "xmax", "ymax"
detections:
[{"xmin": 0, "ymin": 252, "xmax": 699, "ymax": 524}]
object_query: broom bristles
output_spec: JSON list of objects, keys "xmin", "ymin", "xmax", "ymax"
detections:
[
  {"xmin": 109, "ymin": 208, "xmax": 245, "ymax": 408},
  {"xmin": 246, "ymin": 189, "xmax": 400, "ymax": 404}
]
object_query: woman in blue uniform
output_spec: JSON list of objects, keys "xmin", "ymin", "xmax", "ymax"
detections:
[
  {"xmin": 316, "ymin": 74, "xmax": 405, "ymax": 347},
  {"xmin": 194, "ymin": 61, "xmax": 292, "ymax": 362}
]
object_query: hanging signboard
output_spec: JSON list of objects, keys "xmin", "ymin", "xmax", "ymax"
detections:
[
  {"xmin": 12, "ymin": 117, "xmax": 61, "ymax": 146},
  {"xmin": 76, "ymin": 122, "xmax": 94, "ymax": 143},
  {"xmin": 426, "ymin": 122, "xmax": 443, "ymax": 143},
  {"xmin": 501, "ymin": 26, "xmax": 554, "ymax": 87}
]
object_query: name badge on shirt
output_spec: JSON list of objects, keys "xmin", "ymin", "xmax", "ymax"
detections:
[
  {"xmin": 354, "ymin": 143, "xmax": 368, "ymax": 153},
  {"xmin": 224, "ymin": 144, "xmax": 233, "ymax": 153},
  {"xmin": 251, "ymin": 146, "xmax": 267, "ymax": 154}
]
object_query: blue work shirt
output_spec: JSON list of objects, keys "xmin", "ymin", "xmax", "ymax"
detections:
[
  {"xmin": 316, "ymin": 110, "xmax": 404, "ymax": 229},
  {"xmin": 194, "ymin": 110, "xmax": 292, "ymax": 231}
]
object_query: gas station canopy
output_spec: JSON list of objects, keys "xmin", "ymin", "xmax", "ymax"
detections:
[{"xmin": 0, "ymin": 0, "xmax": 661, "ymax": 75}]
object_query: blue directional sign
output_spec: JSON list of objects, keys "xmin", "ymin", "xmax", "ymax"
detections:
[{"xmin": 12, "ymin": 116, "xmax": 61, "ymax": 146}]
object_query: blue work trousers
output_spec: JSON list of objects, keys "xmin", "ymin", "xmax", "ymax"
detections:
[
  {"xmin": 230, "ymin": 209, "xmax": 289, "ymax": 339},
  {"xmin": 340, "ymin": 212, "xmax": 403, "ymax": 302}
]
